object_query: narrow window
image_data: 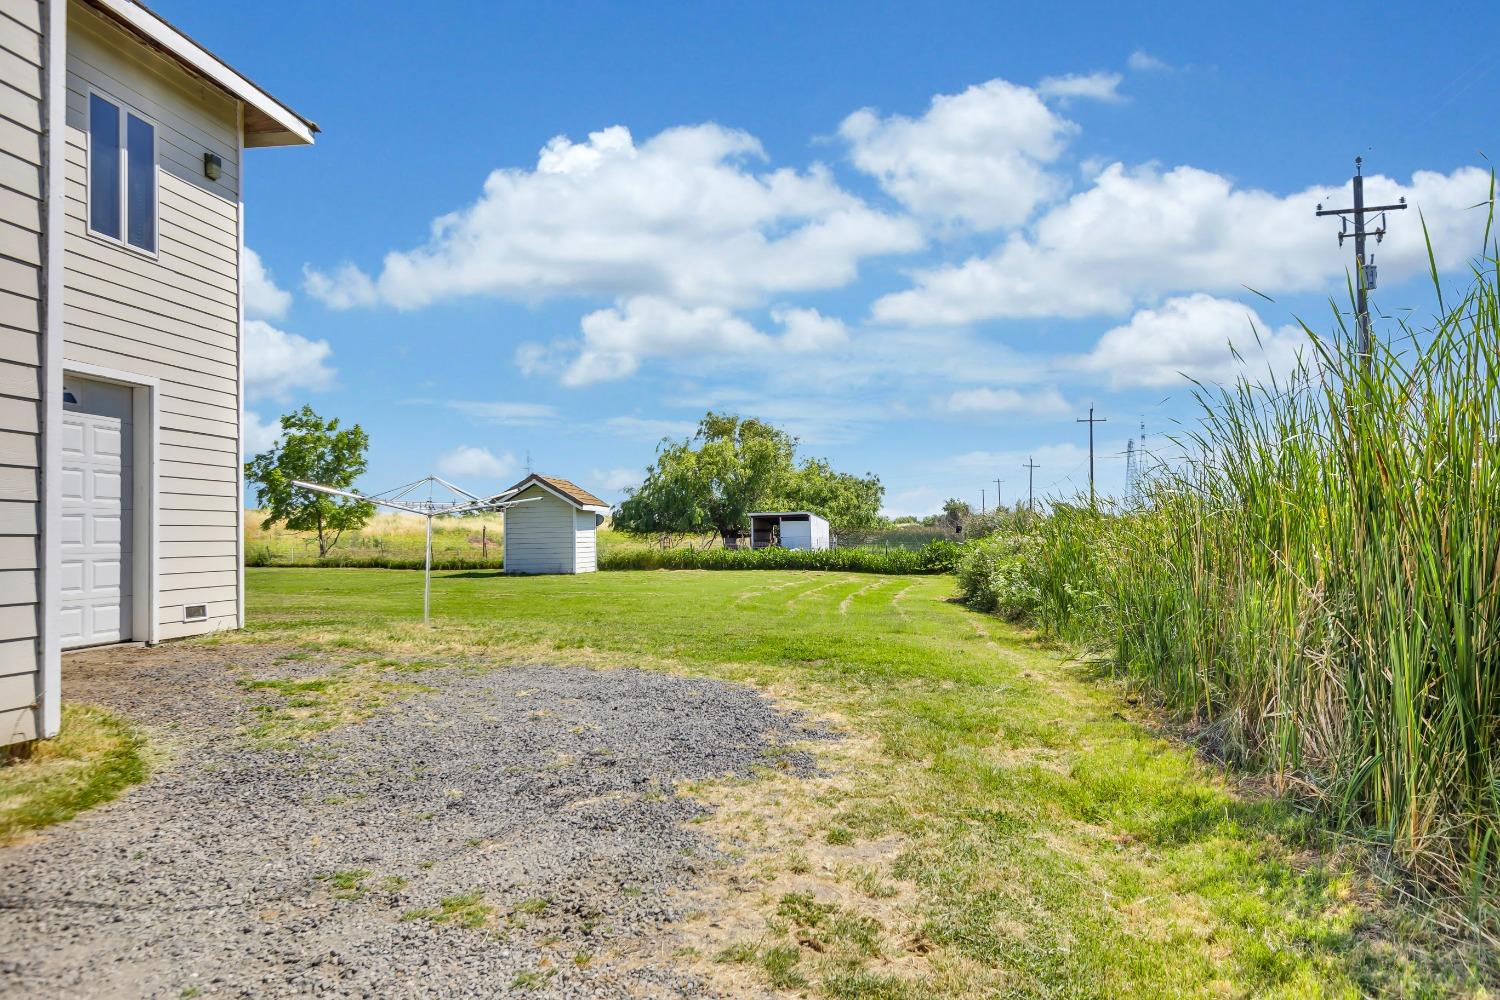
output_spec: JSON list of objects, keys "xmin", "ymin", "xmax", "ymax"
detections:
[
  {"xmin": 88, "ymin": 93, "xmax": 121, "ymax": 240},
  {"xmin": 125, "ymin": 113, "xmax": 156, "ymax": 252},
  {"xmin": 88, "ymin": 93, "xmax": 157, "ymax": 254}
]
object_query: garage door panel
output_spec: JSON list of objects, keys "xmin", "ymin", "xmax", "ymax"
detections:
[
  {"xmin": 60, "ymin": 467, "xmax": 83, "ymax": 501},
  {"xmin": 60, "ymin": 422, "xmax": 83, "ymax": 454},
  {"xmin": 58, "ymin": 560, "xmax": 83, "ymax": 595},
  {"xmin": 89, "ymin": 514, "xmax": 121, "ymax": 545}
]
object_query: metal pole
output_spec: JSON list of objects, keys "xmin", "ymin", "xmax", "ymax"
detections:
[
  {"xmin": 1077, "ymin": 407, "xmax": 1106, "ymax": 506},
  {"xmin": 1025, "ymin": 458, "xmax": 1038, "ymax": 512},
  {"xmin": 1352, "ymin": 163, "xmax": 1369, "ymax": 360},
  {"xmin": 423, "ymin": 513, "xmax": 432, "ymax": 626}
]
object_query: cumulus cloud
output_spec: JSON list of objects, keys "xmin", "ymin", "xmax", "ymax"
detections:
[
  {"xmin": 873, "ymin": 164, "xmax": 1493, "ymax": 325},
  {"xmin": 243, "ymin": 411, "xmax": 282, "ymax": 456},
  {"xmin": 244, "ymin": 319, "xmax": 336, "ymax": 402},
  {"xmin": 304, "ymin": 123, "xmax": 919, "ymax": 311},
  {"xmin": 839, "ymin": 78, "xmax": 1076, "ymax": 229},
  {"xmin": 556, "ymin": 298, "xmax": 848, "ymax": 385},
  {"xmin": 436, "ymin": 445, "xmax": 516, "ymax": 481},
  {"xmin": 244, "ymin": 248, "xmax": 292, "ymax": 320},
  {"xmin": 1037, "ymin": 72, "xmax": 1123, "ymax": 103},
  {"xmin": 943, "ymin": 385, "xmax": 1071, "ymax": 416},
  {"xmin": 1075, "ymin": 294, "xmax": 1307, "ymax": 388},
  {"xmin": 1127, "ymin": 50, "xmax": 1170, "ymax": 72}
]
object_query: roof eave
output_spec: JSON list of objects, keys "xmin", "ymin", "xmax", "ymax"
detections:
[{"xmin": 88, "ymin": 0, "xmax": 318, "ymax": 147}]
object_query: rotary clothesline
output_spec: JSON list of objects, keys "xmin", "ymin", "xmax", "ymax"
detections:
[{"xmin": 290, "ymin": 476, "xmax": 536, "ymax": 625}]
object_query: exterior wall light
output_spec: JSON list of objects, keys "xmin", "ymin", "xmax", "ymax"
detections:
[{"xmin": 203, "ymin": 152, "xmax": 222, "ymax": 181}]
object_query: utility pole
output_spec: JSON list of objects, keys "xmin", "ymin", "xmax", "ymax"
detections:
[
  {"xmin": 980, "ymin": 489, "xmax": 986, "ymax": 514},
  {"xmin": 1077, "ymin": 406, "xmax": 1107, "ymax": 506},
  {"xmin": 993, "ymin": 479, "xmax": 1004, "ymax": 511},
  {"xmin": 1316, "ymin": 157, "xmax": 1406, "ymax": 363},
  {"xmin": 1024, "ymin": 458, "xmax": 1039, "ymax": 512}
]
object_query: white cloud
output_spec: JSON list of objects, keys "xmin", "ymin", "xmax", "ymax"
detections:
[
  {"xmin": 444, "ymin": 401, "xmax": 559, "ymax": 426},
  {"xmin": 243, "ymin": 411, "xmax": 282, "ymax": 456},
  {"xmin": 943, "ymin": 385, "xmax": 1072, "ymax": 416},
  {"xmin": 839, "ymin": 78, "xmax": 1076, "ymax": 229},
  {"xmin": 244, "ymin": 248, "xmax": 292, "ymax": 320},
  {"xmin": 436, "ymin": 445, "xmax": 517, "ymax": 482},
  {"xmin": 1127, "ymin": 50, "xmax": 1170, "ymax": 72},
  {"xmin": 591, "ymin": 467, "xmax": 640, "ymax": 493},
  {"xmin": 604, "ymin": 415, "xmax": 698, "ymax": 441},
  {"xmin": 1037, "ymin": 72, "xmax": 1123, "ymax": 103},
  {"xmin": 1075, "ymin": 293, "xmax": 1306, "ymax": 388},
  {"xmin": 244, "ymin": 319, "xmax": 336, "ymax": 402},
  {"xmin": 873, "ymin": 164, "xmax": 1493, "ymax": 325},
  {"xmin": 304, "ymin": 123, "xmax": 919, "ymax": 311},
  {"xmin": 558, "ymin": 298, "xmax": 848, "ymax": 385}
]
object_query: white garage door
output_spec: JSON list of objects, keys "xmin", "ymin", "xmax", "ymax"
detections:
[{"xmin": 59, "ymin": 379, "xmax": 133, "ymax": 649}]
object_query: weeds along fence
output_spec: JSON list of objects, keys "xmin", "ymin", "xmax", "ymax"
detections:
[
  {"xmin": 959, "ymin": 246, "xmax": 1500, "ymax": 906},
  {"xmin": 599, "ymin": 540, "xmax": 960, "ymax": 574}
]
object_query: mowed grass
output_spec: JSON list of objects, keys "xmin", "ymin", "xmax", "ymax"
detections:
[{"xmin": 236, "ymin": 568, "xmax": 1489, "ymax": 996}]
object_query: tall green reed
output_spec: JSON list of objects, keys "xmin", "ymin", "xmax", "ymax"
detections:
[{"xmin": 1029, "ymin": 237, "xmax": 1500, "ymax": 905}]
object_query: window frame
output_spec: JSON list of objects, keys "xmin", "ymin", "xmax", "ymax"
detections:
[{"xmin": 85, "ymin": 87, "xmax": 160, "ymax": 260}]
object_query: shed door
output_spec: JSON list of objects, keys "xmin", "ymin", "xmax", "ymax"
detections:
[{"xmin": 59, "ymin": 380, "xmax": 134, "ymax": 648}]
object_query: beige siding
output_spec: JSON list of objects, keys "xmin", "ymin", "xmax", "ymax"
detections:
[
  {"xmin": 504, "ymin": 486, "xmax": 576, "ymax": 575},
  {"xmin": 62, "ymin": 1, "xmax": 240, "ymax": 642},
  {"xmin": 0, "ymin": 0, "xmax": 42, "ymax": 745},
  {"xmin": 573, "ymin": 509, "xmax": 597, "ymax": 573}
]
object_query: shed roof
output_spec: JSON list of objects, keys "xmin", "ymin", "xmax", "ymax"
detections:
[
  {"xmin": 748, "ymin": 511, "xmax": 827, "ymax": 521},
  {"xmin": 85, "ymin": 0, "xmax": 319, "ymax": 147},
  {"xmin": 499, "ymin": 474, "xmax": 609, "ymax": 510}
]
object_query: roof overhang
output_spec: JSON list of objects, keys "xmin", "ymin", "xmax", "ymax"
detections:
[
  {"xmin": 85, "ymin": 0, "xmax": 318, "ymax": 147},
  {"xmin": 492, "ymin": 479, "xmax": 610, "ymax": 514},
  {"xmin": 748, "ymin": 512, "xmax": 824, "ymax": 521}
]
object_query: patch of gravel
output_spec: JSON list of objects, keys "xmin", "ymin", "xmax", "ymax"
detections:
[{"xmin": 0, "ymin": 645, "xmax": 832, "ymax": 998}]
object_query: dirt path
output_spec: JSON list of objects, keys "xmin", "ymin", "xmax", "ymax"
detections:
[{"xmin": 0, "ymin": 645, "xmax": 829, "ymax": 998}]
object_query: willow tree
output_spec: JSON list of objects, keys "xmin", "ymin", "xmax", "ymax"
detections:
[{"xmin": 614, "ymin": 412, "xmax": 882, "ymax": 547}]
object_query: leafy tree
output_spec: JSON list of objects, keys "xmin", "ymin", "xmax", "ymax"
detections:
[
  {"xmin": 245, "ymin": 405, "xmax": 375, "ymax": 557},
  {"xmin": 942, "ymin": 498, "xmax": 971, "ymax": 535},
  {"xmin": 615, "ymin": 412, "xmax": 883, "ymax": 547},
  {"xmin": 772, "ymin": 458, "xmax": 883, "ymax": 536}
]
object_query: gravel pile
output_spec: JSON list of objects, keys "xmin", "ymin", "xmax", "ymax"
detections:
[{"xmin": 0, "ymin": 646, "xmax": 829, "ymax": 998}]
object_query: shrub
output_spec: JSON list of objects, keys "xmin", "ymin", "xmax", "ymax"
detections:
[
  {"xmin": 956, "ymin": 533, "xmax": 1042, "ymax": 622},
  {"xmin": 598, "ymin": 543, "xmax": 951, "ymax": 575}
]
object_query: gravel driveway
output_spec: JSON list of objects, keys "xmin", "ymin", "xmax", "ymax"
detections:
[{"xmin": 0, "ymin": 644, "xmax": 828, "ymax": 998}]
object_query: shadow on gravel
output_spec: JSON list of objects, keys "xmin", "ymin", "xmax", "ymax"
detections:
[{"xmin": 0, "ymin": 645, "xmax": 833, "ymax": 998}]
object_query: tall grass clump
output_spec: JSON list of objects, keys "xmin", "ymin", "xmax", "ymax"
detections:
[{"xmin": 1042, "ymin": 238, "xmax": 1500, "ymax": 907}]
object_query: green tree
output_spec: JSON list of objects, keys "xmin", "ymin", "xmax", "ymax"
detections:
[
  {"xmin": 941, "ymin": 498, "xmax": 971, "ymax": 535},
  {"xmin": 615, "ymin": 412, "xmax": 883, "ymax": 547},
  {"xmin": 244, "ymin": 405, "xmax": 375, "ymax": 557},
  {"xmin": 774, "ymin": 458, "xmax": 884, "ymax": 536}
]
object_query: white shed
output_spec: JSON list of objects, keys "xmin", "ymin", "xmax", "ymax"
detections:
[
  {"xmin": 748, "ymin": 512, "xmax": 831, "ymax": 551},
  {"xmin": 496, "ymin": 475, "xmax": 610, "ymax": 575}
]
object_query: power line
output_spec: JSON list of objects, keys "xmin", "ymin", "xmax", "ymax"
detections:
[
  {"xmin": 1076, "ymin": 406, "xmax": 1107, "ymax": 506},
  {"xmin": 1316, "ymin": 156, "xmax": 1407, "ymax": 363}
]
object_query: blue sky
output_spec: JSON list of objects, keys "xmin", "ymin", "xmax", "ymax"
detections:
[{"xmin": 161, "ymin": 0, "xmax": 1499, "ymax": 515}]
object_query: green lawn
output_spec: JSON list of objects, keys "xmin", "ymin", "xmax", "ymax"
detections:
[{"xmin": 235, "ymin": 568, "xmax": 1488, "ymax": 997}]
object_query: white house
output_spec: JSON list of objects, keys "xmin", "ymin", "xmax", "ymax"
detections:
[
  {"xmin": 748, "ymin": 512, "xmax": 831, "ymax": 551},
  {"xmin": 0, "ymin": 0, "xmax": 316, "ymax": 747},
  {"xmin": 496, "ymin": 474, "xmax": 610, "ymax": 575}
]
